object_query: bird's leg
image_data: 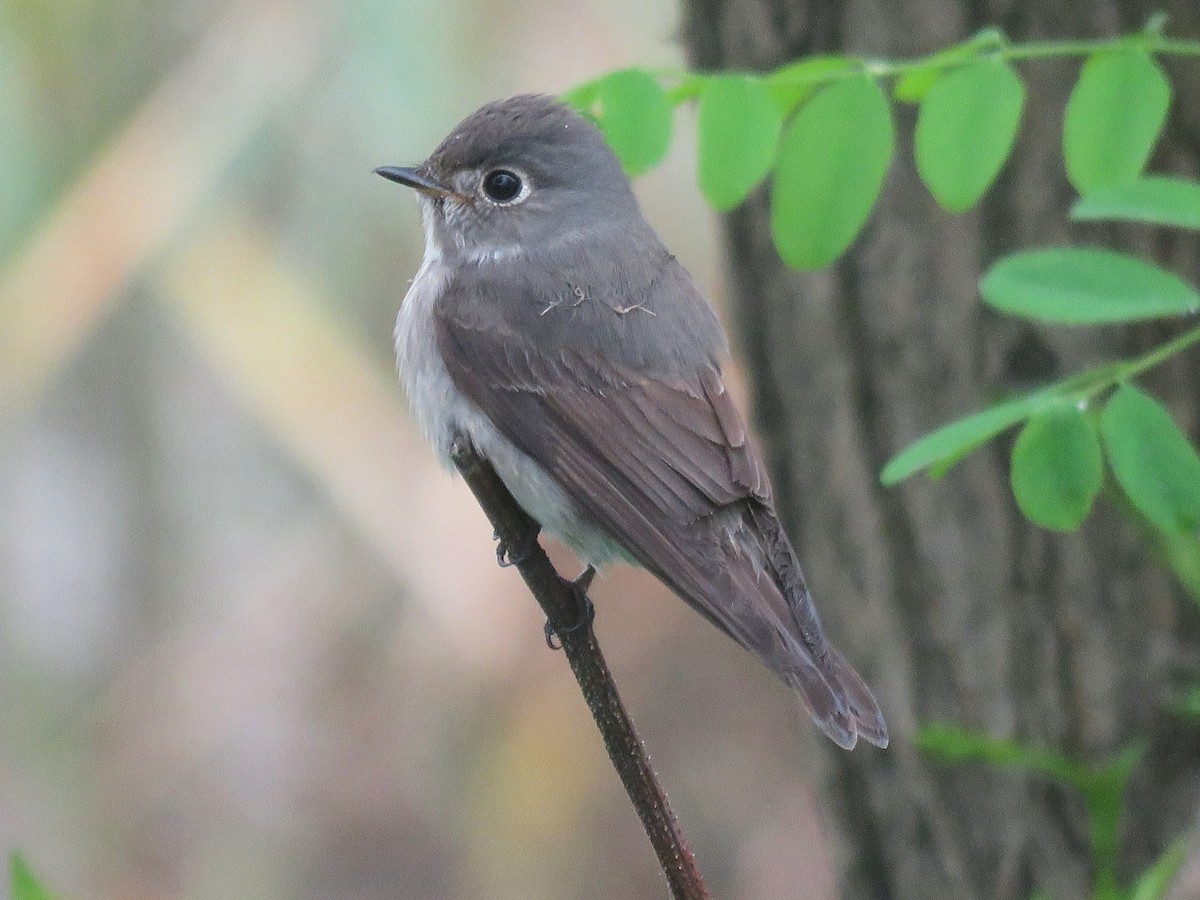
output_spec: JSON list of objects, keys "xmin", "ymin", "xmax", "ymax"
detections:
[
  {"xmin": 545, "ymin": 565, "xmax": 597, "ymax": 650},
  {"xmin": 571, "ymin": 564, "xmax": 597, "ymax": 594},
  {"xmin": 494, "ymin": 526, "xmax": 541, "ymax": 568}
]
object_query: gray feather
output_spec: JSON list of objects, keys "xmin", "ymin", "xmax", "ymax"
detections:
[{"xmin": 388, "ymin": 93, "xmax": 888, "ymax": 749}]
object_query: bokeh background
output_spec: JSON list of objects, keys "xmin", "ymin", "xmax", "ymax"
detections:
[{"xmin": 0, "ymin": 1, "xmax": 841, "ymax": 898}]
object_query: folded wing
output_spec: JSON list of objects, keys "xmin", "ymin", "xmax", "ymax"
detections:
[{"xmin": 435, "ymin": 271, "xmax": 886, "ymax": 749}]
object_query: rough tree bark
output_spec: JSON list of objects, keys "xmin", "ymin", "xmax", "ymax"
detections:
[{"xmin": 680, "ymin": 1, "xmax": 1200, "ymax": 898}]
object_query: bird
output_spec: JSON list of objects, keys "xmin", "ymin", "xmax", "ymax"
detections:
[{"xmin": 376, "ymin": 94, "xmax": 887, "ymax": 749}]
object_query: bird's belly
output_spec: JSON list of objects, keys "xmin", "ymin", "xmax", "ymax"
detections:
[{"xmin": 395, "ymin": 263, "xmax": 626, "ymax": 567}]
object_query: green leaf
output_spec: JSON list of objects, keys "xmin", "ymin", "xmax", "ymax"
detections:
[
  {"xmin": 1129, "ymin": 840, "xmax": 1189, "ymax": 900},
  {"xmin": 1173, "ymin": 683, "xmax": 1200, "ymax": 719},
  {"xmin": 1070, "ymin": 175, "xmax": 1200, "ymax": 230},
  {"xmin": 590, "ymin": 68, "xmax": 673, "ymax": 176},
  {"xmin": 915, "ymin": 724, "xmax": 1024, "ymax": 765},
  {"xmin": 770, "ymin": 76, "xmax": 894, "ymax": 269},
  {"xmin": 1063, "ymin": 49, "xmax": 1171, "ymax": 194},
  {"xmin": 915, "ymin": 58, "xmax": 1025, "ymax": 212},
  {"xmin": 882, "ymin": 389, "xmax": 1058, "ymax": 485},
  {"xmin": 560, "ymin": 79, "xmax": 600, "ymax": 112},
  {"xmin": 1079, "ymin": 743, "xmax": 1145, "ymax": 896},
  {"xmin": 697, "ymin": 76, "xmax": 782, "ymax": 211},
  {"xmin": 765, "ymin": 56, "xmax": 860, "ymax": 115},
  {"xmin": 1154, "ymin": 525, "xmax": 1200, "ymax": 605},
  {"xmin": 10, "ymin": 852, "xmax": 57, "ymax": 900},
  {"xmin": 894, "ymin": 67, "xmax": 942, "ymax": 104},
  {"xmin": 981, "ymin": 248, "xmax": 1200, "ymax": 324},
  {"xmin": 1010, "ymin": 405, "xmax": 1103, "ymax": 531},
  {"xmin": 1101, "ymin": 384, "xmax": 1200, "ymax": 534},
  {"xmin": 915, "ymin": 725, "xmax": 1081, "ymax": 784},
  {"xmin": 917, "ymin": 724, "xmax": 1145, "ymax": 888}
]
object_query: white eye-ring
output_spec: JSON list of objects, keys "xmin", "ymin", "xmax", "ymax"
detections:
[{"xmin": 481, "ymin": 168, "xmax": 530, "ymax": 205}]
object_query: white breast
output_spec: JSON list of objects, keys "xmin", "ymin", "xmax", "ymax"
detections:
[
  {"xmin": 394, "ymin": 247, "xmax": 470, "ymax": 463},
  {"xmin": 394, "ymin": 236, "xmax": 626, "ymax": 567}
]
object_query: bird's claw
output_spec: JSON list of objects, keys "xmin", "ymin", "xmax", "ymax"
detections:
[
  {"xmin": 544, "ymin": 566, "xmax": 597, "ymax": 650},
  {"xmin": 495, "ymin": 529, "xmax": 539, "ymax": 568}
]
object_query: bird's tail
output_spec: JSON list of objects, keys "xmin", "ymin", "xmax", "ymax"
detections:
[
  {"xmin": 779, "ymin": 639, "xmax": 888, "ymax": 749},
  {"xmin": 650, "ymin": 503, "xmax": 888, "ymax": 749},
  {"xmin": 715, "ymin": 547, "xmax": 888, "ymax": 748},
  {"xmin": 740, "ymin": 504, "xmax": 888, "ymax": 749}
]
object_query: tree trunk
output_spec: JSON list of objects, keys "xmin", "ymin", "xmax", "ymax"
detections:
[{"xmin": 680, "ymin": 1, "xmax": 1200, "ymax": 898}]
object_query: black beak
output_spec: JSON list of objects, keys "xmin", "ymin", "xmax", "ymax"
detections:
[{"xmin": 374, "ymin": 165, "xmax": 454, "ymax": 197}]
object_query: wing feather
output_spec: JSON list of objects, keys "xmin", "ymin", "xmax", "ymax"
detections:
[{"xmin": 433, "ymin": 268, "xmax": 886, "ymax": 748}]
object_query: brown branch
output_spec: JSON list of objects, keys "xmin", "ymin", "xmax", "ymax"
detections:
[{"xmin": 450, "ymin": 440, "xmax": 711, "ymax": 900}]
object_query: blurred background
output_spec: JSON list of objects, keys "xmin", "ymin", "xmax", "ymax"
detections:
[{"xmin": 0, "ymin": 0, "xmax": 840, "ymax": 897}]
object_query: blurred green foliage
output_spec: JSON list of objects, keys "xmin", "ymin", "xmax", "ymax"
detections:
[
  {"xmin": 917, "ymin": 725, "xmax": 1186, "ymax": 900},
  {"xmin": 10, "ymin": 851, "xmax": 57, "ymax": 900}
]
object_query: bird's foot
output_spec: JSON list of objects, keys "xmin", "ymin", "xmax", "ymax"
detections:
[
  {"xmin": 494, "ymin": 527, "xmax": 540, "ymax": 568},
  {"xmin": 569, "ymin": 564, "xmax": 597, "ymax": 595},
  {"xmin": 544, "ymin": 566, "xmax": 597, "ymax": 650}
]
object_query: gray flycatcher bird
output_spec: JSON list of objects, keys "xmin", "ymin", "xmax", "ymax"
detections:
[{"xmin": 377, "ymin": 94, "xmax": 887, "ymax": 749}]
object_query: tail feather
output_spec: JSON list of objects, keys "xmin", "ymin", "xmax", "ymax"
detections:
[
  {"xmin": 819, "ymin": 646, "xmax": 889, "ymax": 748},
  {"xmin": 777, "ymin": 634, "xmax": 889, "ymax": 750},
  {"xmin": 780, "ymin": 661, "xmax": 858, "ymax": 750},
  {"xmin": 656, "ymin": 504, "xmax": 888, "ymax": 750},
  {"xmin": 739, "ymin": 504, "xmax": 889, "ymax": 749}
]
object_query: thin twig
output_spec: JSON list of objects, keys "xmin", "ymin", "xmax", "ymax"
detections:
[{"xmin": 450, "ymin": 440, "xmax": 711, "ymax": 900}]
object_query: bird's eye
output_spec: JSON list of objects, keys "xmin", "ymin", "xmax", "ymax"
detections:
[{"xmin": 482, "ymin": 169, "xmax": 524, "ymax": 203}]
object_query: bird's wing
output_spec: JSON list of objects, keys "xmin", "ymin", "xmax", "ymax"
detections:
[
  {"xmin": 434, "ymin": 280, "xmax": 887, "ymax": 749},
  {"xmin": 438, "ymin": 300, "xmax": 772, "ymax": 606}
]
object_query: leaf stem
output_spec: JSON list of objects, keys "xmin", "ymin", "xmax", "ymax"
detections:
[
  {"xmin": 643, "ymin": 31, "xmax": 1200, "ymax": 102},
  {"xmin": 1049, "ymin": 322, "xmax": 1200, "ymax": 411},
  {"xmin": 1116, "ymin": 321, "xmax": 1200, "ymax": 382}
]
